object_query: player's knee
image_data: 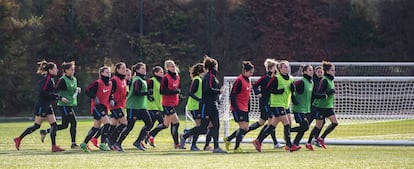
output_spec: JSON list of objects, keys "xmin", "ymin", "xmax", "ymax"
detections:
[
  {"xmin": 61, "ymin": 123, "xmax": 69, "ymax": 129},
  {"xmin": 157, "ymin": 123, "xmax": 168, "ymax": 129},
  {"xmin": 29, "ymin": 123, "xmax": 41, "ymax": 132}
]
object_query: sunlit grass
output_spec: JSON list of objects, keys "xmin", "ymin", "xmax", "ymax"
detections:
[{"xmin": 1, "ymin": 119, "xmax": 413, "ymax": 169}]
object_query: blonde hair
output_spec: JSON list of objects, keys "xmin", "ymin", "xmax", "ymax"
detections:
[
  {"xmin": 276, "ymin": 60, "xmax": 289, "ymax": 73},
  {"xmin": 264, "ymin": 58, "xmax": 276, "ymax": 72},
  {"xmin": 36, "ymin": 60, "xmax": 56, "ymax": 75},
  {"xmin": 164, "ymin": 59, "xmax": 179, "ymax": 73}
]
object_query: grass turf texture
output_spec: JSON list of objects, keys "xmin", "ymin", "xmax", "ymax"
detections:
[{"xmin": 1, "ymin": 119, "xmax": 413, "ymax": 169}]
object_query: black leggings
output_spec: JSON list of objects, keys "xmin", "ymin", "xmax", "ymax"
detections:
[
  {"xmin": 54, "ymin": 106, "xmax": 77, "ymax": 143},
  {"xmin": 183, "ymin": 103, "xmax": 220, "ymax": 149},
  {"xmin": 148, "ymin": 110, "xmax": 164, "ymax": 130},
  {"xmin": 117, "ymin": 109, "xmax": 153, "ymax": 144}
]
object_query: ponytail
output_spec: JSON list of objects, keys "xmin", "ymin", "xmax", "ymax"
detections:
[
  {"xmin": 37, "ymin": 60, "xmax": 56, "ymax": 75},
  {"xmin": 242, "ymin": 61, "xmax": 254, "ymax": 72}
]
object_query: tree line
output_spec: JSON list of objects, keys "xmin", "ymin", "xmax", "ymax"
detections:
[{"xmin": 1, "ymin": 0, "xmax": 413, "ymax": 116}]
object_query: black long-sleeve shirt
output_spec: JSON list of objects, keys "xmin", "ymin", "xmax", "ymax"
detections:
[
  {"xmin": 189, "ymin": 78, "xmax": 202, "ymax": 101},
  {"xmin": 132, "ymin": 73, "xmax": 150, "ymax": 96},
  {"xmin": 86, "ymin": 76, "xmax": 112, "ymax": 100},
  {"xmin": 111, "ymin": 73, "xmax": 125, "ymax": 94},
  {"xmin": 311, "ymin": 75, "xmax": 326, "ymax": 101},
  {"xmin": 266, "ymin": 74, "xmax": 295, "ymax": 94},
  {"xmin": 147, "ymin": 75, "xmax": 162, "ymax": 92},
  {"xmin": 55, "ymin": 76, "xmax": 67, "ymax": 91},
  {"xmin": 230, "ymin": 75, "xmax": 250, "ymax": 112},
  {"xmin": 38, "ymin": 74, "xmax": 58, "ymax": 105},
  {"xmin": 294, "ymin": 74, "xmax": 313, "ymax": 94},
  {"xmin": 202, "ymin": 69, "xmax": 221, "ymax": 103},
  {"xmin": 317, "ymin": 73, "xmax": 335, "ymax": 95},
  {"xmin": 253, "ymin": 71, "xmax": 272, "ymax": 106},
  {"xmin": 160, "ymin": 71, "xmax": 180, "ymax": 95}
]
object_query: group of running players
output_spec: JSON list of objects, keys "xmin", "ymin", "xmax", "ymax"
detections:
[{"xmin": 13, "ymin": 56, "xmax": 338, "ymax": 153}]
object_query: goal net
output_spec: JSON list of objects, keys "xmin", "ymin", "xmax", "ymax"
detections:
[
  {"xmin": 289, "ymin": 62, "xmax": 414, "ymax": 76},
  {"xmin": 185, "ymin": 62, "xmax": 414, "ymax": 146},
  {"xmin": 216, "ymin": 76, "xmax": 414, "ymax": 146}
]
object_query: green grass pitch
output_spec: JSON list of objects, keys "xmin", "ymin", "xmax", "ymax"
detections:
[{"xmin": 1, "ymin": 119, "xmax": 413, "ymax": 169}]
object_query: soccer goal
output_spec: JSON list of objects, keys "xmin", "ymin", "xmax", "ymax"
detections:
[
  {"xmin": 185, "ymin": 62, "xmax": 414, "ymax": 146},
  {"xmin": 219, "ymin": 76, "xmax": 414, "ymax": 145}
]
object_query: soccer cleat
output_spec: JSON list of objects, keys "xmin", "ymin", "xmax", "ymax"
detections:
[
  {"xmin": 223, "ymin": 137, "xmax": 231, "ymax": 151},
  {"xmin": 106, "ymin": 138, "xmax": 114, "ymax": 150},
  {"xmin": 312, "ymin": 138, "xmax": 322, "ymax": 147},
  {"xmin": 212, "ymin": 147, "xmax": 227, "ymax": 153},
  {"xmin": 80, "ymin": 143, "xmax": 90, "ymax": 153},
  {"xmin": 14, "ymin": 137, "xmax": 21, "ymax": 151},
  {"xmin": 110, "ymin": 145, "xmax": 117, "ymax": 151},
  {"xmin": 190, "ymin": 145, "xmax": 200, "ymax": 151},
  {"xmin": 203, "ymin": 145, "xmax": 212, "ymax": 151},
  {"xmin": 144, "ymin": 132, "xmax": 149, "ymax": 144},
  {"xmin": 289, "ymin": 145, "xmax": 301, "ymax": 152},
  {"xmin": 99, "ymin": 143, "xmax": 110, "ymax": 151},
  {"xmin": 274, "ymin": 143, "xmax": 284, "ymax": 149},
  {"xmin": 51, "ymin": 145, "xmax": 65, "ymax": 152},
  {"xmin": 316, "ymin": 137, "xmax": 326, "ymax": 149},
  {"xmin": 179, "ymin": 134, "xmax": 186, "ymax": 149},
  {"xmin": 284, "ymin": 146, "xmax": 289, "ymax": 151},
  {"xmin": 90, "ymin": 137, "xmax": 99, "ymax": 148},
  {"xmin": 71, "ymin": 144, "xmax": 79, "ymax": 149},
  {"xmin": 234, "ymin": 147, "xmax": 243, "ymax": 153},
  {"xmin": 114, "ymin": 143, "xmax": 124, "ymax": 152},
  {"xmin": 140, "ymin": 142, "xmax": 146, "ymax": 149},
  {"xmin": 305, "ymin": 143, "xmax": 314, "ymax": 151},
  {"xmin": 133, "ymin": 141, "xmax": 146, "ymax": 151},
  {"xmin": 252, "ymin": 139, "xmax": 262, "ymax": 152},
  {"xmin": 40, "ymin": 130, "xmax": 47, "ymax": 143},
  {"xmin": 146, "ymin": 135, "xmax": 156, "ymax": 147},
  {"xmin": 175, "ymin": 144, "xmax": 186, "ymax": 149}
]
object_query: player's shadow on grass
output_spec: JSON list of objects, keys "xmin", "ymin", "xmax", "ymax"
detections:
[{"xmin": 5, "ymin": 147, "xmax": 292, "ymax": 156}]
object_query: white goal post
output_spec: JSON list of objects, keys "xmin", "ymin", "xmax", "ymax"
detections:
[
  {"xmin": 217, "ymin": 76, "xmax": 414, "ymax": 146},
  {"xmin": 185, "ymin": 62, "xmax": 414, "ymax": 146}
]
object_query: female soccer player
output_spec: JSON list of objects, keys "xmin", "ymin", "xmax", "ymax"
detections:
[
  {"xmin": 308, "ymin": 61, "xmax": 339, "ymax": 149},
  {"xmin": 305, "ymin": 66, "xmax": 326, "ymax": 150},
  {"xmin": 291, "ymin": 64, "xmax": 314, "ymax": 148},
  {"xmin": 91, "ymin": 67, "xmax": 132, "ymax": 148},
  {"xmin": 225, "ymin": 61, "xmax": 254, "ymax": 152},
  {"xmin": 146, "ymin": 60, "xmax": 183, "ymax": 148},
  {"xmin": 125, "ymin": 68, "xmax": 132, "ymax": 87},
  {"xmin": 40, "ymin": 61, "xmax": 81, "ymax": 149},
  {"xmin": 224, "ymin": 59, "xmax": 282, "ymax": 150},
  {"xmin": 179, "ymin": 62, "xmax": 205, "ymax": 150},
  {"xmin": 146, "ymin": 66, "xmax": 165, "ymax": 137},
  {"xmin": 115, "ymin": 62, "xmax": 153, "ymax": 151},
  {"xmin": 253, "ymin": 60, "xmax": 301, "ymax": 152},
  {"xmin": 179, "ymin": 56, "xmax": 226, "ymax": 153},
  {"xmin": 14, "ymin": 61, "xmax": 65, "ymax": 152},
  {"xmin": 79, "ymin": 66, "xmax": 112, "ymax": 152},
  {"xmin": 107, "ymin": 62, "xmax": 128, "ymax": 150}
]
